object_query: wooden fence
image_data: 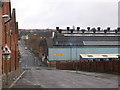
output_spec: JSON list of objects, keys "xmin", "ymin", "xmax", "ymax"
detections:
[{"xmin": 56, "ymin": 59, "xmax": 120, "ymax": 74}]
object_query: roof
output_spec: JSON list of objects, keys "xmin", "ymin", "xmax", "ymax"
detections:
[
  {"xmin": 83, "ymin": 41, "xmax": 120, "ymax": 45},
  {"xmin": 80, "ymin": 54, "xmax": 120, "ymax": 59},
  {"xmin": 64, "ymin": 34, "xmax": 120, "ymax": 37}
]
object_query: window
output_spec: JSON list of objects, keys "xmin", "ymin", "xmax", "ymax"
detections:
[
  {"xmin": 102, "ymin": 55, "xmax": 108, "ymax": 57},
  {"xmin": 87, "ymin": 55, "xmax": 93, "ymax": 57}
]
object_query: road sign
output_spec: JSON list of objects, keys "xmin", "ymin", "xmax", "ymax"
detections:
[{"xmin": 2, "ymin": 45, "xmax": 12, "ymax": 54}]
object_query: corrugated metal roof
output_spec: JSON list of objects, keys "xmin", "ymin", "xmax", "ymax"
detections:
[
  {"xmin": 64, "ymin": 34, "xmax": 120, "ymax": 37},
  {"xmin": 83, "ymin": 41, "xmax": 120, "ymax": 45},
  {"xmin": 62, "ymin": 31, "xmax": 119, "ymax": 34},
  {"xmin": 80, "ymin": 54, "xmax": 120, "ymax": 59}
]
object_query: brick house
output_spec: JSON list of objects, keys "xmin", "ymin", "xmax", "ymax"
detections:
[{"xmin": 1, "ymin": 0, "xmax": 19, "ymax": 73}]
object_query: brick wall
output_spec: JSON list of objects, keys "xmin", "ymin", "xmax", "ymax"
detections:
[
  {"xmin": 0, "ymin": 0, "xmax": 2, "ymax": 75},
  {"xmin": 2, "ymin": 1, "xmax": 19, "ymax": 73},
  {"xmin": 56, "ymin": 59, "xmax": 120, "ymax": 74}
]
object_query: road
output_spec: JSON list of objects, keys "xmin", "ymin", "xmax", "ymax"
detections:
[
  {"xmin": 13, "ymin": 69, "xmax": 118, "ymax": 88},
  {"xmin": 12, "ymin": 40, "xmax": 119, "ymax": 88},
  {"xmin": 18, "ymin": 40, "xmax": 40, "ymax": 68}
]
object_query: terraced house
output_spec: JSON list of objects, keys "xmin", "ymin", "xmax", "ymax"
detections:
[{"xmin": 1, "ymin": 0, "xmax": 19, "ymax": 74}]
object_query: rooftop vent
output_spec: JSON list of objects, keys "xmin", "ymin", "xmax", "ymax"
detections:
[
  {"xmin": 87, "ymin": 55, "xmax": 93, "ymax": 57},
  {"xmin": 104, "ymin": 30, "xmax": 107, "ymax": 34},
  {"xmin": 70, "ymin": 29, "xmax": 74, "ymax": 33},
  {"xmin": 56, "ymin": 27, "xmax": 59, "ymax": 31},
  {"xmin": 117, "ymin": 27, "xmax": 120, "ymax": 31},
  {"xmin": 58, "ymin": 29, "xmax": 62, "ymax": 33},
  {"xmin": 97, "ymin": 27, "xmax": 101, "ymax": 31},
  {"xmin": 102, "ymin": 55, "xmax": 108, "ymax": 57},
  {"xmin": 115, "ymin": 29, "xmax": 118, "ymax": 33},
  {"xmin": 107, "ymin": 27, "xmax": 110, "ymax": 31},
  {"xmin": 67, "ymin": 27, "xmax": 70, "ymax": 31},
  {"xmin": 81, "ymin": 29, "xmax": 86, "ymax": 33},
  {"xmin": 91, "ymin": 28, "xmax": 96, "ymax": 33},
  {"xmin": 77, "ymin": 27, "xmax": 80, "ymax": 31},
  {"xmin": 87, "ymin": 27, "xmax": 90, "ymax": 31}
]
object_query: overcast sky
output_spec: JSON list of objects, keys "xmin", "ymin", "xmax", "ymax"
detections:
[{"xmin": 11, "ymin": 0, "xmax": 119, "ymax": 29}]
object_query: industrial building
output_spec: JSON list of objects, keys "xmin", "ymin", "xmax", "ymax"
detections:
[{"xmin": 48, "ymin": 27, "xmax": 120, "ymax": 61}]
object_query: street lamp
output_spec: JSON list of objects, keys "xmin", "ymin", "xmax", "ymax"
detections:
[
  {"xmin": 2, "ymin": 14, "xmax": 11, "ymax": 85},
  {"xmin": 2, "ymin": 14, "xmax": 11, "ymax": 24}
]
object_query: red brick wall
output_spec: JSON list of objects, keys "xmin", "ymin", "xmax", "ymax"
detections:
[
  {"xmin": 2, "ymin": 1, "xmax": 11, "ymax": 73},
  {"xmin": 56, "ymin": 59, "xmax": 120, "ymax": 74},
  {"xmin": 2, "ymin": 1, "xmax": 19, "ymax": 73}
]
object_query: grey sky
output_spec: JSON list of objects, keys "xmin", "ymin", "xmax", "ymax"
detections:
[{"xmin": 11, "ymin": 0, "xmax": 118, "ymax": 29}]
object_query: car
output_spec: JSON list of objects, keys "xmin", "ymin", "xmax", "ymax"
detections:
[{"xmin": 25, "ymin": 47, "xmax": 27, "ymax": 50}]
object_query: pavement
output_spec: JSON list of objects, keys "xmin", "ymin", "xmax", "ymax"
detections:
[{"xmin": 2, "ymin": 68, "xmax": 24, "ymax": 88}]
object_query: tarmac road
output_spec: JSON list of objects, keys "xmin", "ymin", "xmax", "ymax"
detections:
[
  {"xmin": 18, "ymin": 40, "xmax": 40, "ymax": 68},
  {"xmin": 13, "ymin": 69, "xmax": 118, "ymax": 88}
]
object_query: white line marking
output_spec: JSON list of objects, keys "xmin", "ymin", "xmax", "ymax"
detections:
[{"xmin": 8, "ymin": 70, "xmax": 26, "ymax": 88}]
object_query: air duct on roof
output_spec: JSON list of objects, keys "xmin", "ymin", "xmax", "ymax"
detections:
[
  {"xmin": 107, "ymin": 27, "xmax": 110, "ymax": 31},
  {"xmin": 87, "ymin": 27, "xmax": 90, "ymax": 31},
  {"xmin": 59, "ymin": 29, "xmax": 62, "ymax": 33},
  {"xmin": 104, "ymin": 30, "xmax": 107, "ymax": 34},
  {"xmin": 70, "ymin": 29, "xmax": 74, "ymax": 33},
  {"xmin": 81, "ymin": 29, "xmax": 86, "ymax": 33},
  {"xmin": 77, "ymin": 27, "xmax": 80, "ymax": 31},
  {"xmin": 115, "ymin": 29, "xmax": 118, "ymax": 33},
  {"xmin": 117, "ymin": 27, "xmax": 120, "ymax": 31},
  {"xmin": 97, "ymin": 27, "xmax": 101, "ymax": 31},
  {"xmin": 91, "ymin": 28, "xmax": 96, "ymax": 33},
  {"xmin": 67, "ymin": 27, "xmax": 70, "ymax": 31},
  {"xmin": 56, "ymin": 27, "xmax": 59, "ymax": 31}
]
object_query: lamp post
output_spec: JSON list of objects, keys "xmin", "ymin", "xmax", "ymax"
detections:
[
  {"xmin": 2, "ymin": 14, "xmax": 11, "ymax": 85},
  {"xmin": 2, "ymin": 52, "xmax": 11, "ymax": 85}
]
